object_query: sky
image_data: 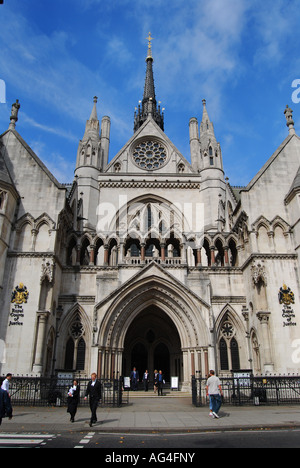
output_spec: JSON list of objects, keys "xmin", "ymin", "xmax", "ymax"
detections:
[{"xmin": 0, "ymin": 0, "xmax": 300, "ymax": 185}]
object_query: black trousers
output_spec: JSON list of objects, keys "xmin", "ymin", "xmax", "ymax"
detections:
[{"xmin": 89, "ymin": 397, "xmax": 99, "ymax": 423}]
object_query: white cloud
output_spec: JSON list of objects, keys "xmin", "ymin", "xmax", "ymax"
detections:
[{"xmin": 22, "ymin": 113, "xmax": 78, "ymax": 142}]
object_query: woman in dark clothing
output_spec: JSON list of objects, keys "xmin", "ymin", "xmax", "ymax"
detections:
[
  {"xmin": 67, "ymin": 380, "xmax": 80, "ymax": 423},
  {"xmin": 153, "ymin": 370, "xmax": 159, "ymax": 394}
]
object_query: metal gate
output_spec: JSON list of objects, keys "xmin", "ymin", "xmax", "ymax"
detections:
[{"xmin": 192, "ymin": 375, "xmax": 300, "ymax": 407}]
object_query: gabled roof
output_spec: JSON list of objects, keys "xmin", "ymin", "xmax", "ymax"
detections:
[
  {"xmin": 0, "ymin": 128, "xmax": 66, "ymax": 191},
  {"xmin": 105, "ymin": 116, "xmax": 193, "ymax": 174},
  {"xmin": 241, "ymin": 134, "xmax": 299, "ymax": 192},
  {"xmin": 95, "ymin": 260, "xmax": 211, "ymax": 311}
]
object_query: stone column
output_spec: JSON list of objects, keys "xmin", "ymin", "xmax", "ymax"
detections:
[
  {"xmin": 257, "ymin": 311, "xmax": 274, "ymax": 373},
  {"xmin": 161, "ymin": 243, "xmax": 166, "ymax": 262},
  {"xmin": 210, "ymin": 247, "xmax": 216, "ymax": 266},
  {"xmin": 89, "ymin": 245, "xmax": 95, "ymax": 265},
  {"xmin": 103, "ymin": 245, "xmax": 109, "ymax": 266},
  {"xmin": 141, "ymin": 243, "xmax": 146, "ymax": 262},
  {"xmin": 224, "ymin": 247, "xmax": 229, "ymax": 266},
  {"xmin": 33, "ymin": 311, "xmax": 50, "ymax": 375}
]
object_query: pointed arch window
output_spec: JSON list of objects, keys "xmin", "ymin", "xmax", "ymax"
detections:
[
  {"xmin": 219, "ymin": 316, "xmax": 241, "ymax": 372},
  {"xmin": 230, "ymin": 337, "xmax": 240, "ymax": 371},
  {"xmin": 64, "ymin": 314, "xmax": 86, "ymax": 371},
  {"xmin": 220, "ymin": 338, "xmax": 229, "ymax": 371}
]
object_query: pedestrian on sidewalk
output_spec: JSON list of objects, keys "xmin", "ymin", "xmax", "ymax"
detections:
[
  {"xmin": 0, "ymin": 373, "xmax": 13, "ymax": 423},
  {"xmin": 206, "ymin": 370, "xmax": 223, "ymax": 419},
  {"xmin": 157, "ymin": 370, "xmax": 165, "ymax": 396},
  {"xmin": 67, "ymin": 379, "xmax": 80, "ymax": 423},
  {"xmin": 84, "ymin": 373, "xmax": 102, "ymax": 427}
]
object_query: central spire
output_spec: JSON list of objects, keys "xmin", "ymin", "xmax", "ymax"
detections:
[{"xmin": 134, "ymin": 32, "xmax": 164, "ymax": 133}]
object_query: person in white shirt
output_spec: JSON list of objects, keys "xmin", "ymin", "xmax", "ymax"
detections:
[
  {"xmin": 206, "ymin": 370, "xmax": 223, "ymax": 419},
  {"xmin": 1, "ymin": 373, "xmax": 12, "ymax": 397},
  {"xmin": 0, "ymin": 373, "xmax": 13, "ymax": 422}
]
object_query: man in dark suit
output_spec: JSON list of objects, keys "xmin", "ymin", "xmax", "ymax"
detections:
[
  {"xmin": 142, "ymin": 370, "xmax": 150, "ymax": 392},
  {"xmin": 84, "ymin": 373, "xmax": 102, "ymax": 427},
  {"xmin": 130, "ymin": 367, "xmax": 139, "ymax": 391}
]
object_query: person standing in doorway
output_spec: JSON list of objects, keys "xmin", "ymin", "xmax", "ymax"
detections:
[
  {"xmin": 206, "ymin": 370, "xmax": 223, "ymax": 419},
  {"xmin": 130, "ymin": 367, "xmax": 139, "ymax": 391},
  {"xmin": 157, "ymin": 370, "xmax": 165, "ymax": 396},
  {"xmin": 84, "ymin": 373, "xmax": 102, "ymax": 427},
  {"xmin": 143, "ymin": 370, "xmax": 150, "ymax": 392},
  {"xmin": 153, "ymin": 370, "xmax": 159, "ymax": 394}
]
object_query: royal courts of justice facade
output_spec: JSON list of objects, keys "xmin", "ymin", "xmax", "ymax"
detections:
[{"xmin": 0, "ymin": 38, "xmax": 299, "ymax": 389}]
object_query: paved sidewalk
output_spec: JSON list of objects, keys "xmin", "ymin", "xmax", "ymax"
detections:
[{"xmin": 1, "ymin": 396, "xmax": 300, "ymax": 433}]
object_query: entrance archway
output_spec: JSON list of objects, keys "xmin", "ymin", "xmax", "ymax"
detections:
[
  {"xmin": 123, "ymin": 306, "xmax": 182, "ymax": 384},
  {"xmin": 154, "ymin": 343, "xmax": 170, "ymax": 381},
  {"xmin": 96, "ymin": 268, "xmax": 211, "ymax": 390}
]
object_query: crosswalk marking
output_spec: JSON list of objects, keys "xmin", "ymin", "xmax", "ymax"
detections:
[
  {"xmin": 75, "ymin": 432, "xmax": 95, "ymax": 449},
  {"xmin": 0, "ymin": 433, "xmax": 56, "ymax": 448},
  {"xmin": 0, "ymin": 438, "xmax": 44, "ymax": 445}
]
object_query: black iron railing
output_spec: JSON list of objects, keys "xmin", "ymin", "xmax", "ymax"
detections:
[
  {"xmin": 192, "ymin": 374, "xmax": 300, "ymax": 407},
  {"xmin": 0, "ymin": 376, "xmax": 128, "ymax": 408}
]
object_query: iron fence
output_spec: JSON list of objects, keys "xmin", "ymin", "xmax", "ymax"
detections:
[
  {"xmin": 0, "ymin": 376, "xmax": 129, "ymax": 408},
  {"xmin": 192, "ymin": 375, "xmax": 300, "ymax": 407}
]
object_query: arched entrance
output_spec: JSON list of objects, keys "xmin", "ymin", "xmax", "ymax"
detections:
[
  {"xmin": 96, "ymin": 267, "xmax": 211, "ymax": 390},
  {"xmin": 123, "ymin": 306, "xmax": 182, "ymax": 384}
]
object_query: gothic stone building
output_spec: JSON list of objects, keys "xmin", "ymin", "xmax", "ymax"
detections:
[{"xmin": 0, "ymin": 43, "xmax": 300, "ymax": 390}]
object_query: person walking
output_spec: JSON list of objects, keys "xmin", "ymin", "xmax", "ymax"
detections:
[
  {"xmin": 84, "ymin": 373, "xmax": 102, "ymax": 427},
  {"xmin": 157, "ymin": 370, "xmax": 165, "ymax": 396},
  {"xmin": 142, "ymin": 370, "xmax": 150, "ymax": 392},
  {"xmin": 0, "ymin": 373, "xmax": 13, "ymax": 423},
  {"xmin": 206, "ymin": 370, "xmax": 223, "ymax": 419},
  {"xmin": 67, "ymin": 379, "xmax": 80, "ymax": 423}
]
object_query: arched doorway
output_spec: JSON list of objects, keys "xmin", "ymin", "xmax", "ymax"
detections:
[
  {"xmin": 154, "ymin": 343, "xmax": 170, "ymax": 381},
  {"xmin": 96, "ymin": 268, "xmax": 211, "ymax": 390},
  {"xmin": 123, "ymin": 306, "xmax": 182, "ymax": 384}
]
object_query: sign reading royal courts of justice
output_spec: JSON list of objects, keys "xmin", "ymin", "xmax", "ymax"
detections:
[{"xmin": 10, "ymin": 283, "xmax": 29, "ymax": 326}]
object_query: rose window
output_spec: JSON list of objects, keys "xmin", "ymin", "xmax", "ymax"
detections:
[
  {"xmin": 133, "ymin": 140, "xmax": 167, "ymax": 170},
  {"xmin": 221, "ymin": 321, "xmax": 234, "ymax": 338}
]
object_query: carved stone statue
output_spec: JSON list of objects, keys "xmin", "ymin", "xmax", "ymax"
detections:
[{"xmin": 9, "ymin": 99, "xmax": 21, "ymax": 129}]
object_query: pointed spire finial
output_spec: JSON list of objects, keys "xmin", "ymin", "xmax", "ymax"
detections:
[{"xmin": 146, "ymin": 32, "xmax": 154, "ymax": 61}]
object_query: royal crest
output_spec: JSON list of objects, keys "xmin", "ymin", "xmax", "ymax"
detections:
[
  {"xmin": 279, "ymin": 284, "xmax": 295, "ymax": 306},
  {"xmin": 11, "ymin": 283, "xmax": 29, "ymax": 305}
]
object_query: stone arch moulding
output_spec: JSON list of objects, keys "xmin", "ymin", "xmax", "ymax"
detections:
[
  {"xmin": 56, "ymin": 302, "xmax": 93, "ymax": 371},
  {"xmin": 96, "ymin": 273, "xmax": 211, "ymax": 352},
  {"xmin": 215, "ymin": 303, "xmax": 246, "ymax": 338}
]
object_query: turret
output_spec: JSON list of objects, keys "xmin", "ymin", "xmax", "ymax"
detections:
[
  {"xmin": 199, "ymin": 99, "xmax": 223, "ymax": 172},
  {"xmin": 75, "ymin": 97, "xmax": 110, "ymax": 229},
  {"xmin": 76, "ymin": 97, "xmax": 102, "ymax": 172}
]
